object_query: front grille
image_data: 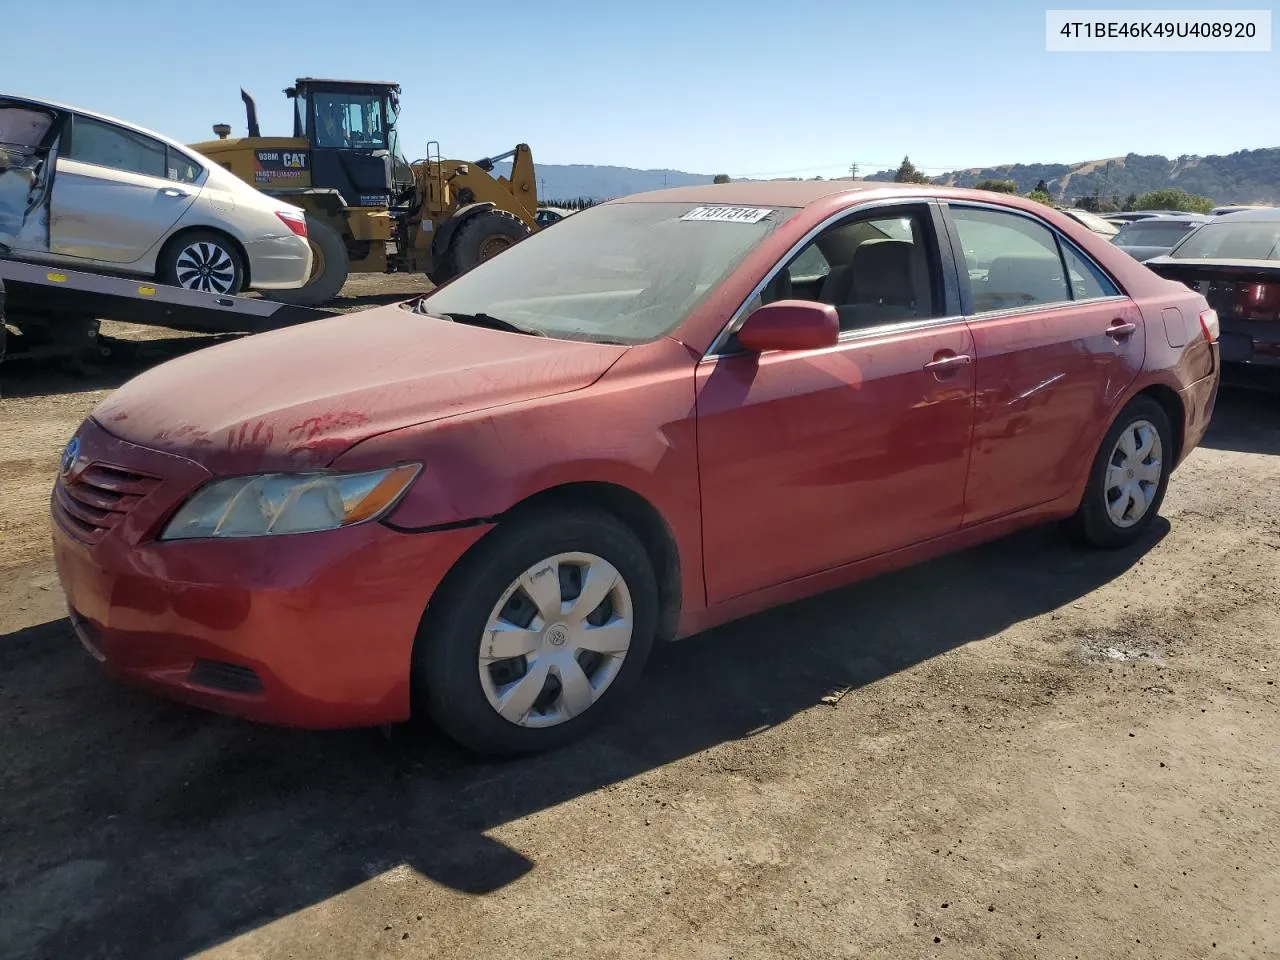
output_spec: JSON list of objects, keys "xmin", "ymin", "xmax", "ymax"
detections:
[
  {"xmin": 188, "ymin": 659, "xmax": 265, "ymax": 696},
  {"xmin": 53, "ymin": 462, "xmax": 162, "ymax": 544}
]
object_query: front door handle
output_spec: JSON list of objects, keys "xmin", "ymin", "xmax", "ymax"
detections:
[
  {"xmin": 923, "ymin": 353, "xmax": 973, "ymax": 372},
  {"xmin": 159, "ymin": 187, "xmax": 190, "ymax": 198},
  {"xmin": 1107, "ymin": 320, "xmax": 1138, "ymax": 340}
]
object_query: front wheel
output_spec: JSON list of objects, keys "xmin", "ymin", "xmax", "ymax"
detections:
[
  {"xmin": 414, "ymin": 508, "xmax": 658, "ymax": 756},
  {"xmin": 1066, "ymin": 395, "xmax": 1173, "ymax": 549},
  {"xmin": 158, "ymin": 230, "xmax": 244, "ymax": 295}
]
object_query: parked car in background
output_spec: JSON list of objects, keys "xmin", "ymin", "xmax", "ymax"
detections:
[
  {"xmin": 1210, "ymin": 205, "xmax": 1267, "ymax": 217},
  {"xmin": 51, "ymin": 181, "xmax": 1220, "ymax": 756},
  {"xmin": 1146, "ymin": 207, "xmax": 1280, "ymax": 384},
  {"xmin": 1059, "ymin": 207, "xmax": 1119, "ymax": 237},
  {"xmin": 0, "ymin": 94, "xmax": 311, "ymax": 295},
  {"xmin": 535, "ymin": 207, "xmax": 574, "ymax": 228},
  {"xmin": 1112, "ymin": 214, "xmax": 1211, "ymax": 262}
]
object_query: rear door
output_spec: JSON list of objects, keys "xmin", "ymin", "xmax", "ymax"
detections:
[
  {"xmin": 50, "ymin": 113, "xmax": 199, "ymax": 264},
  {"xmin": 942, "ymin": 202, "xmax": 1144, "ymax": 526},
  {"xmin": 0, "ymin": 99, "xmax": 63, "ymax": 252},
  {"xmin": 696, "ymin": 201, "xmax": 977, "ymax": 603}
]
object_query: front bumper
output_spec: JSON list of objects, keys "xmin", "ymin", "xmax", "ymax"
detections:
[
  {"xmin": 243, "ymin": 234, "xmax": 312, "ymax": 290},
  {"xmin": 51, "ymin": 419, "xmax": 486, "ymax": 728}
]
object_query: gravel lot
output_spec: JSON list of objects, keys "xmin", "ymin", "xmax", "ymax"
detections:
[{"xmin": 1, "ymin": 279, "xmax": 1277, "ymax": 959}]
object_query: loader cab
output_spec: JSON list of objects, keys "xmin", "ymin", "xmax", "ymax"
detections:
[{"xmin": 286, "ymin": 79, "xmax": 411, "ymax": 208}]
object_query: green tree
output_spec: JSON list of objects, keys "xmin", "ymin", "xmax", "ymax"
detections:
[
  {"xmin": 1123, "ymin": 192, "xmax": 1138, "ymax": 211},
  {"xmin": 1133, "ymin": 188, "xmax": 1214, "ymax": 214},
  {"xmin": 713, "ymin": 173, "xmax": 730, "ymax": 184},
  {"xmin": 1034, "ymin": 179, "xmax": 1050, "ymax": 193},
  {"xmin": 974, "ymin": 178, "xmax": 1018, "ymax": 194},
  {"xmin": 893, "ymin": 156, "xmax": 929, "ymax": 184},
  {"xmin": 1026, "ymin": 189, "xmax": 1054, "ymax": 206}
]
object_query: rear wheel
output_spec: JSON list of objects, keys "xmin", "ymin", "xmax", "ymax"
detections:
[
  {"xmin": 158, "ymin": 230, "xmax": 244, "ymax": 295},
  {"xmin": 269, "ymin": 216, "xmax": 350, "ymax": 307},
  {"xmin": 446, "ymin": 210, "xmax": 531, "ymax": 279},
  {"xmin": 414, "ymin": 508, "xmax": 658, "ymax": 757},
  {"xmin": 1066, "ymin": 395, "xmax": 1173, "ymax": 549}
]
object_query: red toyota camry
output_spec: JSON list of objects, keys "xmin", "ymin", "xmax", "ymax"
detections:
[{"xmin": 51, "ymin": 182, "xmax": 1220, "ymax": 756}]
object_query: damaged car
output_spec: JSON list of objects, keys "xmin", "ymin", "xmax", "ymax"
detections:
[{"xmin": 0, "ymin": 94, "xmax": 311, "ymax": 295}]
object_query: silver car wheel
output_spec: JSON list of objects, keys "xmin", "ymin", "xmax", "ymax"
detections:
[
  {"xmin": 1105, "ymin": 418, "xmax": 1163, "ymax": 528},
  {"xmin": 174, "ymin": 241, "xmax": 237, "ymax": 294},
  {"xmin": 477, "ymin": 551, "xmax": 634, "ymax": 729}
]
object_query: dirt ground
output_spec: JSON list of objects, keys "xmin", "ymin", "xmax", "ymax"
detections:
[{"xmin": 1, "ymin": 284, "xmax": 1278, "ymax": 959}]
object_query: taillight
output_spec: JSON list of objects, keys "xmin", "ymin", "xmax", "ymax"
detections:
[
  {"xmin": 1198, "ymin": 308, "xmax": 1219, "ymax": 343},
  {"xmin": 275, "ymin": 210, "xmax": 308, "ymax": 238}
]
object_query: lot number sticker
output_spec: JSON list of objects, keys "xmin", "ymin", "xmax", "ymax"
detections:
[{"xmin": 681, "ymin": 206, "xmax": 774, "ymax": 223}]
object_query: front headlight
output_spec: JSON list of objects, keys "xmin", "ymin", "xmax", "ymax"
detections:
[{"xmin": 159, "ymin": 464, "xmax": 421, "ymax": 540}]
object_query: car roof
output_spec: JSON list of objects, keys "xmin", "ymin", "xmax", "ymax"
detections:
[
  {"xmin": 604, "ymin": 179, "xmax": 1077, "ymax": 209},
  {"xmin": 0, "ymin": 92, "xmax": 193, "ymax": 154},
  {"xmin": 1213, "ymin": 206, "xmax": 1280, "ymax": 222},
  {"xmin": 1118, "ymin": 213, "xmax": 1211, "ymax": 223}
]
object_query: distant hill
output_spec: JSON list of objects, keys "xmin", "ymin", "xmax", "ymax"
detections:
[
  {"xmin": 494, "ymin": 162, "xmax": 716, "ymax": 202},
  {"xmin": 499, "ymin": 147, "xmax": 1280, "ymax": 206},
  {"xmin": 864, "ymin": 148, "xmax": 1280, "ymax": 205}
]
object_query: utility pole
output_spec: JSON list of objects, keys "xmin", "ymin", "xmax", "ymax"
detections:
[{"xmin": 849, "ymin": 162, "xmax": 859, "ymax": 180}]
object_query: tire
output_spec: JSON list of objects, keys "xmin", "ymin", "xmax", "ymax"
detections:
[
  {"xmin": 414, "ymin": 508, "xmax": 659, "ymax": 757},
  {"xmin": 446, "ymin": 210, "xmax": 531, "ymax": 277},
  {"xmin": 1065, "ymin": 395, "xmax": 1173, "ymax": 549},
  {"xmin": 269, "ymin": 216, "xmax": 350, "ymax": 307},
  {"xmin": 158, "ymin": 229, "xmax": 245, "ymax": 295}
]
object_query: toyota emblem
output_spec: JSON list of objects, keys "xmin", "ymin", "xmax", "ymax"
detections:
[{"xmin": 60, "ymin": 436, "xmax": 80, "ymax": 476}]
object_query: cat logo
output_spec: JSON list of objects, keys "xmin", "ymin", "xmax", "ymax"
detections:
[{"xmin": 282, "ymin": 152, "xmax": 307, "ymax": 169}]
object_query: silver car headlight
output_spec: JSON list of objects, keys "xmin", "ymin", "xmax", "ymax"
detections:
[{"xmin": 159, "ymin": 464, "xmax": 421, "ymax": 540}]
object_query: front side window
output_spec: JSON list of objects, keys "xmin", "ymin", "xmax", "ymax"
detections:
[
  {"xmin": 68, "ymin": 115, "xmax": 166, "ymax": 179},
  {"xmin": 419, "ymin": 201, "xmax": 799, "ymax": 344},
  {"xmin": 757, "ymin": 208, "xmax": 941, "ymax": 332},
  {"xmin": 950, "ymin": 206, "xmax": 1069, "ymax": 311}
]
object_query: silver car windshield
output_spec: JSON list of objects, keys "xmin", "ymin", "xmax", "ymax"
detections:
[{"xmin": 420, "ymin": 202, "xmax": 799, "ymax": 344}]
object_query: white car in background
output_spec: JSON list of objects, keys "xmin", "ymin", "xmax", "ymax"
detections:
[{"xmin": 0, "ymin": 94, "xmax": 311, "ymax": 295}]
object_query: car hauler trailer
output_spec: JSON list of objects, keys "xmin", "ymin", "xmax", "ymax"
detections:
[{"xmin": 0, "ymin": 258, "xmax": 337, "ymax": 367}]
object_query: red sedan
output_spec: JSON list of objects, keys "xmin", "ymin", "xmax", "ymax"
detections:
[{"xmin": 51, "ymin": 182, "xmax": 1221, "ymax": 755}]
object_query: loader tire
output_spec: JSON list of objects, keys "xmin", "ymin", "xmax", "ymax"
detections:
[
  {"xmin": 448, "ymin": 211, "xmax": 531, "ymax": 277},
  {"xmin": 271, "ymin": 217, "xmax": 349, "ymax": 307}
]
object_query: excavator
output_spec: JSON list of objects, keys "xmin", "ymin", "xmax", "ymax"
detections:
[{"xmin": 190, "ymin": 78, "xmax": 539, "ymax": 305}]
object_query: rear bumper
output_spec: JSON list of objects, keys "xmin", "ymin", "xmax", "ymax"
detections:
[
  {"xmin": 243, "ymin": 234, "xmax": 312, "ymax": 290},
  {"xmin": 50, "ymin": 418, "xmax": 487, "ymax": 728},
  {"xmin": 1177, "ymin": 363, "xmax": 1220, "ymax": 464},
  {"xmin": 1219, "ymin": 318, "xmax": 1280, "ymax": 370}
]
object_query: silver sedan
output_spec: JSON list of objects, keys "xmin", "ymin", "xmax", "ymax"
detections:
[{"xmin": 0, "ymin": 94, "xmax": 311, "ymax": 295}]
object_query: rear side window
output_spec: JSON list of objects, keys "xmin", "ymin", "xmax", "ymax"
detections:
[
  {"xmin": 950, "ymin": 206, "xmax": 1069, "ymax": 311},
  {"xmin": 68, "ymin": 115, "xmax": 166, "ymax": 179},
  {"xmin": 1062, "ymin": 244, "xmax": 1120, "ymax": 299},
  {"xmin": 166, "ymin": 149, "xmax": 203, "ymax": 184}
]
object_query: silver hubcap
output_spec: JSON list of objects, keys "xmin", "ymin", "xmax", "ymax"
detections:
[
  {"xmin": 478, "ymin": 552, "xmax": 633, "ymax": 729},
  {"xmin": 1105, "ymin": 419, "xmax": 1163, "ymax": 528},
  {"xmin": 175, "ymin": 242, "xmax": 236, "ymax": 293}
]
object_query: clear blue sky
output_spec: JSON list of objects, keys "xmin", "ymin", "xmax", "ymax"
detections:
[{"xmin": 3, "ymin": 0, "xmax": 1276, "ymax": 176}]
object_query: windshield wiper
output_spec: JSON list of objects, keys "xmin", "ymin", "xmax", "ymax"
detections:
[{"xmin": 443, "ymin": 311, "xmax": 546, "ymax": 337}]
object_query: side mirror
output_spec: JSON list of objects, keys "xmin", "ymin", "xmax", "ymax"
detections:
[{"xmin": 736, "ymin": 299, "xmax": 839, "ymax": 353}]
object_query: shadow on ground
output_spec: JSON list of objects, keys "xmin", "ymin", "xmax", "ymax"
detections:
[
  {"xmin": 1199, "ymin": 384, "xmax": 1280, "ymax": 456},
  {"xmin": 0, "ymin": 516, "xmax": 1165, "ymax": 960}
]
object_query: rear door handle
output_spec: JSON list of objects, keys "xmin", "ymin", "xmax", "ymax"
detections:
[
  {"xmin": 159, "ymin": 187, "xmax": 190, "ymax": 198},
  {"xmin": 923, "ymin": 353, "xmax": 973, "ymax": 372},
  {"xmin": 1107, "ymin": 320, "xmax": 1138, "ymax": 339}
]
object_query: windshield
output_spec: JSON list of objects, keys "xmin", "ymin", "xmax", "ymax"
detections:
[
  {"xmin": 311, "ymin": 91, "xmax": 387, "ymax": 150},
  {"xmin": 1170, "ymin": 220, "xmax": 1280, "ymax": 260},
  {"xmin": 419, "ymin": 201, "xmax": 799, "ymax": 344},
  {"xmin": 1114, "ymin": 221, "xmax": 1198, "ymax": 246}
]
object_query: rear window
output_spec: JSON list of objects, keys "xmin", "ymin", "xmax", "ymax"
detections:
[
  {"xmin": 1114, "ymin": 222, "xmax": 1199, "ymax": 246},
  {"xmin": 1170, "ymin": 221, "xmax": 1280, "ymax": 261}
]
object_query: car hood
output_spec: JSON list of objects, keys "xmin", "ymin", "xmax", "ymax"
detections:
[{"xmin": 92, "ymin": 305, "xmax": 628, "ymax": 475}]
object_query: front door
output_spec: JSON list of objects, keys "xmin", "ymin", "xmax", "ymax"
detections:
[
  {"xmin": 944, "ymin": 203, "xmax": 1145, "ymax": 526},
  {"xmin": 50, "ymin": 114, "xmax": 198, "ymax": 264},
  {"xmin": 696, "ymin": 203, "xmax": 977, "ymax": 604}
]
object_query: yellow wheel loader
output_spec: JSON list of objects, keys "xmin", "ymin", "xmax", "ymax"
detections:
[{"xmin": 190, "ymin": 79, "xmax": 538, "ymax": 305}]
